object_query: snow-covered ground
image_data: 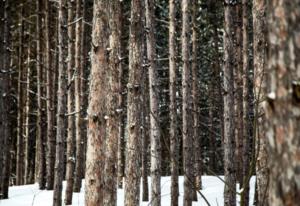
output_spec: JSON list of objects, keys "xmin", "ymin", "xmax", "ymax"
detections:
[{"xmin": 0, "ymin": 176, "xmax": 255, "ymax": 206}]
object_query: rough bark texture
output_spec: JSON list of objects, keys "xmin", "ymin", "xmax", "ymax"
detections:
[
  {"xmin": 241, "ymin": 0, "xmax": 251, "ymax": 205},
  {"xmin": 145, "ymin": 0, "xmax": 161, "ymax": 205},
  {"xmin": 16, "ymin": 5, "xmax": 25, "ymax": 186},
  {"xmin": 53, "ymin": 0, "xmax": 67, "ymax": 205},
  {"xmin": 266, "ymin": 0, "xmax": 300, "ymax": 205},
  {"xmin": 223, "ymin": 1, "xmax": 236, "ymax": 206},
  {"xmin": 65, "ymin": 0, "xmax": 75, "ymax": 203},
  {"xmin": 182, "ymin": 0, "xmax": 193, "ymax": 205},
  {"xmin": 84, "ymin": 1, "xmax": 109, "ymax": 205},
  {"xmin": 73, "ymin": 0, "xmax": 84, "ymax": 193},
  {"xmin": 124, "ymin": 0, "xmax": 143, "ymax": 205},
  {"xmin": 103, "ymin": 1, "xmax": 121, "ymax": 205},
  {"xmin": 45, "ymin": 0, "xmax": 56, "ymax": 190},
  {"xmin": 169, "ymin": 0, "xmax": 179, "ymax": 205},
  {"xmin": 253, "ymin": 0, "xmax": 269, "ymax": 205},
  {"xmin": 191, "ymin": 0, "xmax": 201, "ymax": 195},
  {"xmin": 1, "ymin": 0, "xmax": 11, "ymax": 198}
]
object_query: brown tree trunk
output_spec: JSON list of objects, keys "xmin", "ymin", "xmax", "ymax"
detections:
[
  {"xmin": 84, "ymin": 1, "xmax": 109, "ymax": 205},
  {"xmin": 124, "ymin": 0, "xmax": 143, "ymax": 205},
  {"xmin": 253, "ymin": 0, "xmax": 269, "ymax": 205},
  {"xmin": 53, "ymin": 0, "xmax": 68, "ymax": 204},
  {"xmin": 73, "ymin": 0, "xmax": 84, "ymax": 193},
  {"xmin": 103, "ymin": 1, "xmax": 121, "ymax": 205},
  {"xmin": 266, "ymin": 0, "xmax": 300, "ymax": 205},
  {"xmin": 191, "ymin": 0, "xmax": 201, "ymax": 197},
  {"xmin": 1, "ymin": 0, "xmax": 11, "ymax": 198},
  {"xmin": 169, "ymin": 0, "xmax": 178, "ymax": 205},
  {"xmin": 223, "ymin": 1, "xmax": 236, "ymax": 205},
  {"xmin": 65, "ymin": 0, "xmax": 75, "ymax": 203},
  {"xmin": 16, "ymin": 5, "xmax": 25, "ymax": 186},
  {"xmin": 45, "ymin": 0, "xmax": 56, "ymax": 190},
  {"xmin": 145, "ymin": 0, "xmax": 161, "ymax": 205}
]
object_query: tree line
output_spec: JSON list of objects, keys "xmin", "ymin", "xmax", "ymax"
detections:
[{"xmin": 0, "ymin": 0, "xmax": 299, "ymax": 206}]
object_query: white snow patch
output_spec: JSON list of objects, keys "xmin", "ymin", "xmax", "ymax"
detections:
[{"xmin": 0, "ymin": 176, "xmax": 256, "ymax": 206}]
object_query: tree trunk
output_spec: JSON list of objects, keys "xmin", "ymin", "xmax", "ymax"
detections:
[
  {"xmin": 241, "ymin": 0, "xmax": 251, "ymax": 205},
  {"xmin": 124, "ymin": 0, "xmax": 143, "ymax": 205},
  {"xmin": 253, "ymin": 0, "xmax": 269, "ymax": 205},
  {"xmin": 53, "ymin": 0, "xmax": 67, "ymax": 204},
  {"xmin": 16, "ymin": 5, "xmax": 25, "ymax": 186},
  {"xmin": 266, "ymin": 0, "xmax": 300, "ymax": 205},
  {"xmin": 103, "ymin": 1, "xmax": 121, "ymax": 205},
  {"xmin": 73, "ymin": 0, "xmax": 84, "ymax": 193},
  {"xmin": 45, "ymin": 0, "xmax": 56, "ymax": 190},
  {"xmin": 169, "ymin": 0, "xmax": 178, "ymax": 205},
  {"xmin": 65, "ymin": 0, "xmax": 75, "ymax": 203},
  {"xmin": 182, "ymin": 0, "xmax": 193, "ymax": 205},
  {"xmin": 145, "ymin": 0, "xmax": 161, "ymax": 205},
  {"xmin": 191, "ymin": 0, "xmax": 201, "ymax": 197},
  {"xmin": 84, "ymin": 1, "xmax": 109, "ymax": 205},
  {"xmin": 223, "ymin": 1, "xmax": 236, "ymax": 206}
]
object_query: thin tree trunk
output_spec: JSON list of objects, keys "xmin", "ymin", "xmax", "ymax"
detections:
[
  {"xmin": 1, "ymin": 0, "xmax": 11, "ymax": 198},
  {"xmin": 124, "ymin": 0, "xmax": 143, "ymax": 205},
  {"xmin": 191, "ymin": 0, "xmax": 201, "ymax": 197},
  {"xmin": 65, "ymin": 0, "xmax": 75, "ymax": 203},
  {"xmin": 253, "ymin": 0, "xmax": 268, "ymax": 205},
  {"xmin": 103, "ymin": 1, "xmax": 121, "ymax": 205},
  {"xmin": 45, "ymin": 0, "xmax": 56, "ymax": 190},
  {"xmin": 16, "ymin": 5, "xmax": 25, "ymax": 186},
  {"xmin": 145, "ymin": 0, "xmax": 161, "ymax": 205},
  {"xmin": 182, "ymin": 0, "xmax": 193, "ymax": 205},
  {"xmin": 223, "ymin": 1, "xmax": 236, "ymax": 205},
  {"xmin": 169, "ymin": 0, "xmax": 178, "ymax": 205},
  {"xmin": 266, "ymin": 0, "xmax": 300, "ymax": 205},
  {"xmin": 73, "ymin": 0, "xmax": 84, "ymax": 192},
  {"xmin": 53, "ymin": 0, "xmax": 67, "ymax": 204},
  {"xmin": 84, "ymin": 1, "xmax": 109, "ymax": 205}
]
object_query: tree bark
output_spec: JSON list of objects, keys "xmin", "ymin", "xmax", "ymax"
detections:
[
  {"xmin": 145, "ymin": 0, "xmax": 161, "ymax": 205},
  {"xmin": 266, "ymin": 0, "xmax": 300, "ymax": 205},
  {"xmin": 73, "ymin": 0, "xmax": 85, "ymax": 193},
  {"xmin": 45, "ymin": 0, "xmax": 56, "ymax": 190},
  {"xmin": 124, "ymin": 0, "xmax": 143, "ymax": 205},
  {"xmin": 223, "ymin": 1, "xmax": 236, "ymax": 206},
  {"xmin": 84, "ymin": 1, "xmax": 109, "ymax": 205},
  {"xmin": 65, "ymin": 0, "xmax": 75, "ymax": 203},
  {"xmin": 253, "ymin": 0, "xmax": 269, "ymax": 205},
  {"xmin": 53, "ymin": 0, "xmax": 67, "ymax": 204},
  {"xmin": 103, "ymin": 1, "xmax": 121, "ymax": 205}
]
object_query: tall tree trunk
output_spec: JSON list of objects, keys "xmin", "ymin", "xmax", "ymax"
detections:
[
  {"xmin": 169, "ymin": 0, "xmax": 178, "ymax": 205},
  {"xmin": 182, "ymin": 0, "xmax": 193, "ymax": 205},
  {"xmin": 65, "ymin": 0, "xmax": 75, "ymax": 203},
  {"xmin": 84, "ymin": 1, "xmax": 109, "ymax": 205},
  {"xmin": 253, "ymin": 0, "xmax": 268, "ymax": 205},
  {"xmin": 234, "ymin": 1, "xmax": 244, "ymax": 187},
  {"xmin": 145, "ymin": 0, "xmax": 161, "ymax": 205},
  {"xmin": 223, "ymin": 1, "xmax": 236, "ymax": 205},
  {"xmin": 46, "ymin": 0, "xmax": 56, "ymax": 190},
  {"xmin": 73, "ymin": 0, "xmax": 84, "ymax": 192},
  {"xmin": 266, "ymin": 0, "xmax": 300, "ymax": 205},
  {"xmin": 124, "ymin": 0, "xmax": 143, "ymax": 205},
  {"xmin": 191, "ymin": 0, "xmax": 201, "ymax": 196},
  {"xmin": 53, "ymin": 0, "xmax": 67, "ymax": 204},
  {"xmin": 16, "ymin": 5, "xmax": 25, "ymax": 186},
  {"xmin": 103, "ymin": 1, "xmax": 121, "ymax": 205},
  {"xmin": 1, "ymin": 0, "xmax": 11, "ymax": 198},
  {"xmin": 241, "ymin": 0, "xmax": 251, "ymax": 205}
]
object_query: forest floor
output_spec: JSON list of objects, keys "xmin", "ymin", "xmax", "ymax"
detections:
[{"xmin": 0, "ymin": 176, "xmax": 255, "ymax": 206}]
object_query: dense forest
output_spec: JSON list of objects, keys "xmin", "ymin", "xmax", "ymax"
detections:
[{"xmin": 0, "ymin": 0, "xmax": 299, "ymax": 205}]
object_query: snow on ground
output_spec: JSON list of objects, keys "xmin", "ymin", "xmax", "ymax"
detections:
[{"xmin": 0, "ymin": 176, "xmax": 256, "ymax": 206}]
